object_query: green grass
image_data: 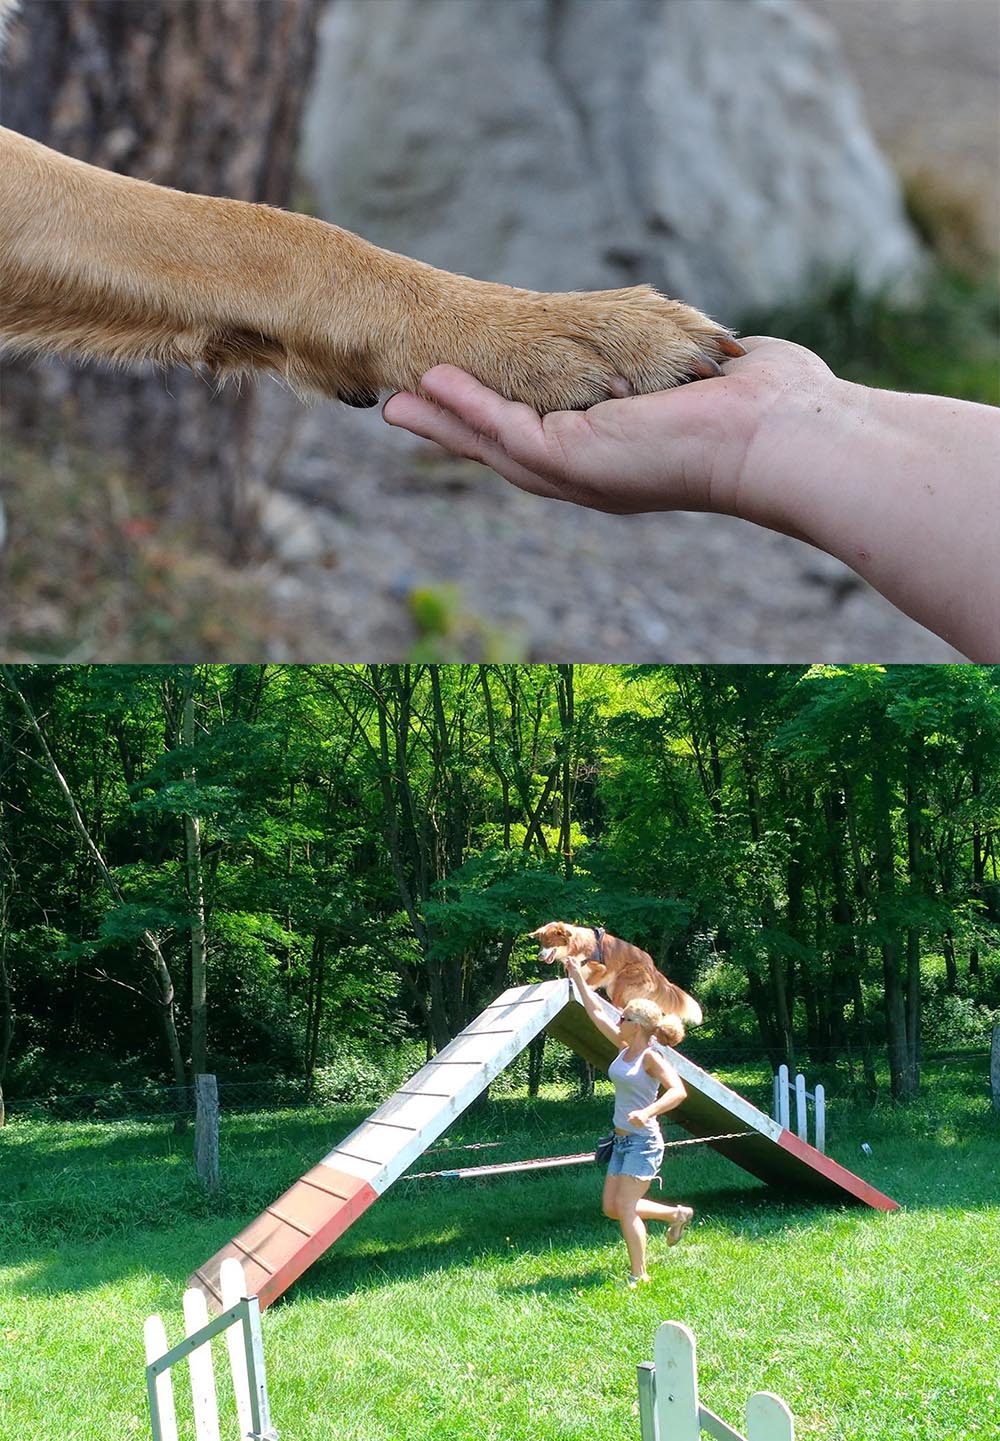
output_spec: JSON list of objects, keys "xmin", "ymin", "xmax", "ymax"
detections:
[{"xmin": 1, "ymin": 1069, "xmax": 998, "ymax": 1440}]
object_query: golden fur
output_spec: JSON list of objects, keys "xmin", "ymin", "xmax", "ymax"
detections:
[
  {"xmin": 0, "ymin": 95, "xmax": 741, "ymax": 412},
  {"xmin": 530, "ymin": 920, "xmax": 702, "ymax": 1041}
]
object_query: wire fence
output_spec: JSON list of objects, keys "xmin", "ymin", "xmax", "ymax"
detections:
[{"xmin": 3, "ymin": 1046, "xmax": 991, "ymax": 1126}]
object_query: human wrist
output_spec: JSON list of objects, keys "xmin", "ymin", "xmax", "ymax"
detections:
[{"xmin": 725, "ymin": 366, "xmax": 856, "ymax": 541}]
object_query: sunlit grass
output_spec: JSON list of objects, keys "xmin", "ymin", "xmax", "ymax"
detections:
[{"xmin": 2, "ymin": 1072, "xmax": 997, "ymax": 1440}]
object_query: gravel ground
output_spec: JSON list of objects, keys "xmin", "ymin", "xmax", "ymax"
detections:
[
  {"xmin": 250, "ymin": 0, "xmax": 995, "ymax": 661},
  {"xmin": 252, "ymin": 394, "xmax": 959, "ymax": 662}
]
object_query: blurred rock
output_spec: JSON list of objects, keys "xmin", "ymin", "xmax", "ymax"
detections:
[{"xmin": 301, "ymin": 0, "xmax": 923, "ymax": 321}]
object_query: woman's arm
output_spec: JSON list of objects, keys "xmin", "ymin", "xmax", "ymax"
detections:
[{"xmin": 564, "ymin": 956, "xmax": 622, "ymax": 1047}]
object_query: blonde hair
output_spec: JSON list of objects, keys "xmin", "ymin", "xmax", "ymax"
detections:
[{"xmin": 621, "ymin": 999, "xmax": 685, "ymax": 1046}]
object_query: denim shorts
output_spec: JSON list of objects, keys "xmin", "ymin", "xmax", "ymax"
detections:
[{"xmin": 607, "ymin": 1128, "xmax": 665, "ymax": 1181}]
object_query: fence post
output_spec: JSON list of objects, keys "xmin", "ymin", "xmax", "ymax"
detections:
[
  {"xmin": 746, "ymin": 1390, "xmax": 796, "ymax": 1440},
  {"xmin": 195, "ymin": 1073, "xmax": 219, "ymax": 1190},
  {"xmin": 813, "ymin": 1084, "xmax": 825, "ymax": 1154},
  {"xmin": 653, "ymin": 1322, "xmax": 701, "ymax": 1441},
  {"xmin": 637, "ymin": 1361, "xmax": 659, "ymax": 1441},
  {"xmin": 794, "ymin": 1073, "xmax": 808, "ymax": 1142},
  {"xmin": 776, "ymin": 1065, "xmax": 790, "ymax": 1130}
]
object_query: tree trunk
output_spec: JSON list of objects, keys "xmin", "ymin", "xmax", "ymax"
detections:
[
  {"xmin": 0, "ymin": 807, "xmax": 14, "ymax": 1127},
  {"xmin": 305, "ymin": 933, "xmax": 327, "ymax": 1086},
  {"xmin": 823, "ymin": 787, "xmax": 861, "ymax": 1059},
  {"xmin": 527, "ymin": 1033, "xmax": 545, "ymax": 1098},
  {"xmin": 557, "ymin": 664, "xmax": 575, "ymax": 875},
  {"xmin": 970, "ymin": 765, "xmax": 984, "ymax": 979},
  {"xmin": 903, "ymin": 732, "xmax": 925, "ymax": 1096},
  {"xmin": 1, "ymin": 0, "xmax": 322, "ymax": 555},
  {"xmin": 183, "ymin": 672, "xmax": 209, "ymax": 1076},
  {"xmin": 870, "ymin": 742, "xmax": 912, "ymax": 1101}
]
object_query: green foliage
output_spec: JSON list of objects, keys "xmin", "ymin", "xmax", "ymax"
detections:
[
  {"xmin": 3, "ymin": 663, "xmax": 999, "ymax": 1104},
  {"xmin": 742, "ymin": 267, "xmax": 999, "ymax": 404}
]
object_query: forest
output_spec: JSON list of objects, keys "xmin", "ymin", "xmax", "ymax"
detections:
[{"xmin": 1, "ymin": 663, "xmax": 998, "ymax": 1120}]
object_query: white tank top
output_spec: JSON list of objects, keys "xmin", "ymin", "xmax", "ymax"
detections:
[{"xmin": 609, "ymin": 1046, "xmax": 660, "ymax": 1134}]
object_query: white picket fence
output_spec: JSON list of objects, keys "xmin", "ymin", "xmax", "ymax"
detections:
[
  {"xmin": 144, "ymin": 1259, "xmax": 276, "ymax": 1441},
  {"xmin": 638, "ymin": 1322, "xmax": 795, "ymax": 1441},
  {"xmin": 772, "ymin": 1064, "xmax": 825, "ymax": 1152}
]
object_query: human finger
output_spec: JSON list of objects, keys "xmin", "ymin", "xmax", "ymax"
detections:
[{"xmin": 382, "ymin": 384, "xmax": 573, "ymax": 502}]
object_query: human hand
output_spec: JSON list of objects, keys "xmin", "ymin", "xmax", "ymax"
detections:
[
  {"xmin": 382, "ymin": 338, "xmax": 835, "ymax": 520},
  {"xmin": 384, "ymin": 338, "xmax": 1000, "ymax": 660},
  {"xmin": 627, "ymin": 1108, "xmax": 650, "ymax": 1129}
]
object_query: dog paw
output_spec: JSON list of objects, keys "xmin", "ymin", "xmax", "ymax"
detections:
[{"xmin": 424, "ymin": 284, "xmax": 744, "ymax": 413}]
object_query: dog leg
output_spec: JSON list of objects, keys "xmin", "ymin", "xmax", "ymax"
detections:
[{"xmin": 0, "ymin": 127, "xmax": 742, "ymax": 413}]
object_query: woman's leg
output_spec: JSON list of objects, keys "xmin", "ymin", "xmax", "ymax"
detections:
[
  {"xmin": 635, "ymin": 1196, "xmax": 695, "ymax": 1244},
  {"xmin": 610, "ymin": 1174, "xmax": 654, "ymax": 1279}
]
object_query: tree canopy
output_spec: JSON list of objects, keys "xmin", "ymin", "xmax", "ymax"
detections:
[{"xmin": 2, "ymin": 663, "xmax": 998, "ymax": 1113}]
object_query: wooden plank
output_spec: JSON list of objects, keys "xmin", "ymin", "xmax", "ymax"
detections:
[
  {"xmin": 144, "ymin": 1315, "xmax": 178, "ymax": 1441},
  {"xmin": 795, "ymin": 1073, "xmax": 808, "ymax": 1142},
  {"xmin": 814, "ymin": 1084, "xmax": 826, "ymax": 1154},
  {"xmin": 220, "ymin": 1259, "xmax": 253, "ymax": 1441},
  {"xmin": 777, "ymin": 1065, "xmax": 790, "ymax": 1130},
  {"xmin": 653, "ymin": 1322, "xmax": 701, "ymax": 1441},
  {"xmin": 183, "ymin": 1287, "xmax": 220, "ymax": 1441},
  {"xmin": 746, "ymin": 1391, "xmax": 795, "ymax": 1440}
]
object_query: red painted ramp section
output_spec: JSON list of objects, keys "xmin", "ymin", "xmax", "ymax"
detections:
[{"xmin": 191, "ymin": 1163, "xmax": 378, "ymax": 1311}]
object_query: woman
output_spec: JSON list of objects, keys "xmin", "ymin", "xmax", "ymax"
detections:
[{"xmin": 565, "ymin": 954, "xmax": 694, "ymax": 1286}]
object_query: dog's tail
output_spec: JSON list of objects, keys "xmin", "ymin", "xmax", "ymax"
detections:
[
  {"xmin": 680, "ymin": 993, "xmax": 703, "ymax": 1027},
  {"xmin": 669, "ymin": 986, "xmax": 703, "ymax": 1028}
]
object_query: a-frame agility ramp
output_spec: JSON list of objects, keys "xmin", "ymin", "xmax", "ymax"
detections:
[{"xmin": 191, "ymin": 978, "xmax": 897, "ymax": 1311}]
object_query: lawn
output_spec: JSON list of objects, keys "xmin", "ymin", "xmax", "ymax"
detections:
[{"xmin": 1, "ymin": 1064, "xmax": 997, "ymax": 1441}]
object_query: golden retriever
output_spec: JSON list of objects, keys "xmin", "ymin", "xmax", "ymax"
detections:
[{"xmin": 531, "ymin": 920, "xmax": 702, "ymax": 1034}]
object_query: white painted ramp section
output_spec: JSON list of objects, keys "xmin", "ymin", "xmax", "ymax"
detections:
[{"xmin": 321, "ymin": 980, "xmax": 571, "ymax": 1193}]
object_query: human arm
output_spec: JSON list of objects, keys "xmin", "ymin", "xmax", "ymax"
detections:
[
  {"xmin": 627, "ymin": 1053, "xmax": 687, "ymax": 1129},
  {"xmin": 382, "ymin": 340, "xmax": 1000, "ymax": 660},
  {"xmin": 563, "ymin": 955, "xmax": 622, "ymax": 1047}
]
